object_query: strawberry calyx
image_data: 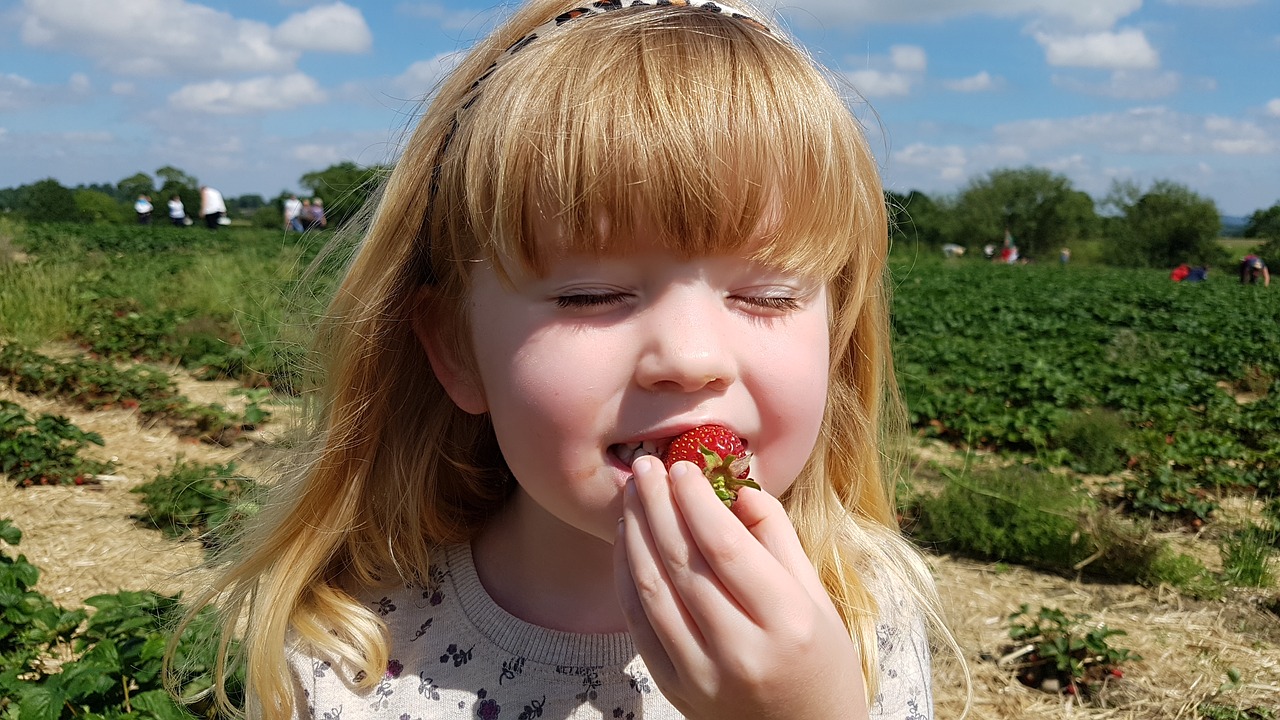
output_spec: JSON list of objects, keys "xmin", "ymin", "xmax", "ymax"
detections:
[{"xmin": 695, "ymin": 444, "xmax": 760, "ymax": 506}]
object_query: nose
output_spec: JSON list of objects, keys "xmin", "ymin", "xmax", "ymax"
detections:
[{"xmin": 633, "ymin": 288, "xmax": 737, "ymax": 393}]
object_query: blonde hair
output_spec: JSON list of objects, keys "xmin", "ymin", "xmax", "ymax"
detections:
[{"xmin": 175, "ymin": 1, "xmax": 963, "ymax": 716}]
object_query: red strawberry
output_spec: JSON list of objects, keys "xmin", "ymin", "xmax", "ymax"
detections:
[{"xmin": 663, "ymin": 424, "xmax": 760, "ymax": 507}]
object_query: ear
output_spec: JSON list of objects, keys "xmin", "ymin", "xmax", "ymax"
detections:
[{"xmin": 411, "ymin": 287, "xmax": 488, "ymax": 415}]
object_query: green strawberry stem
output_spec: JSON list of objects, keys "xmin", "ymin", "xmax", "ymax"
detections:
[{"xmin": 696, "ymin": 445, "xmax": 759, "ymax": 507}]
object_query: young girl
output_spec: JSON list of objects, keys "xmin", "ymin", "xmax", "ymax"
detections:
[{"xmin": 181, "ymin": 0, "xmax": 961, "ymax": 717}]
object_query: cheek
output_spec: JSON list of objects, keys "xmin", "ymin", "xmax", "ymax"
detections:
[{"xmin": 754, "ymin": 315, "xmax": 830, "ymax": 493}]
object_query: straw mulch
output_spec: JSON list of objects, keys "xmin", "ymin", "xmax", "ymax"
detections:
[{"xmin": 2, "ymin": 370, "xmax": 1278, "ymax": 718}]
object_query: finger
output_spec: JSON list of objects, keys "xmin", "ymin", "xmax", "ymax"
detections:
[
  {"xmin": 729, "ymin": 485, "xmax": 831, "ymax": 603},
  {"xmin": 667, "ymin": 464, "xmax": 815, "ymax": 624},
  {"xmin": 631, "ymin": 458, "xmax": 746, "ymax": 627},
  {"xmin": 617, "ymin": 472, "xmax": 707, "ymax": 673},
  {"xmin": 613, "ymin": 514, "xmax": 677, "ymax": 685}
]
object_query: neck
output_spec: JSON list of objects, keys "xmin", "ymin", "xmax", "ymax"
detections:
[{"xmin": 471, "ymin": 492, "xmax": 625, "ymax": 634}]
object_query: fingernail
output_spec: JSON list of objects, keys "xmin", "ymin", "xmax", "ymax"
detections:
[
  {"xmin": 632, "ymin": 455, "xmax": 656, "ymax": 473},
  {"xmin": 670, "ymin": 461, "xmax": 694, "ymax": 480}
]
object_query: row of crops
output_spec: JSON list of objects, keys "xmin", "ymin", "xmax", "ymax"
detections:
[{"xmin": 894, "ymin": 259, "xmax": 1280, "ymax": 521}]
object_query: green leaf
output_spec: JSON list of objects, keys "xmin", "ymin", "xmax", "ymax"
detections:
[{"xmin": 18, "ymin": 685, "xmax": 65, "ymax": 720}]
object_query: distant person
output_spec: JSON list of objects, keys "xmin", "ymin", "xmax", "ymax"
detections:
[
  {"xmin": 134, "ymin": 194, "xmax": 153, "ymax": 225},
  {"xmin": 995, "ymin": 228, "xmax": 1019, "ymax": 264},
  {"xmin": 1240, "ymin": 254, "xmax": 1270, "ymax": 286},
  {"xmin": 1185, "ymin": 265, "xmax": 1209, "ymax": 283},
  {"xmin": 1059, "ymin": 247, "xmax": 1071, "ymax": 265},
  {"xmin": 1171, "ymin": 263, "xmax": 1191, "ymax": 282},
  {"xmin": 942, "ymin": 243, "xmax": 965, "ymax": 259},
  {"xmin": 299, "ymin": 198, "xmax": 313, "ymax": 229},
  {"xmin": 283, "ymin": 194, "xmax": 303, "ymax": 232},
  {"xmin": 199, "ymin": 186, "xmax": 227, "ymax": 229},
  {"xmin": 310, "ymin": 198, "xmax": 328, "ymax": 230},
  {"xmin": 167, "ymin": 194, "xmax": 187, "ymax": 227}
]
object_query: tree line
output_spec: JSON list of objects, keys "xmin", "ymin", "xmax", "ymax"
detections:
[
  {"xmin": 0, "ymin": 162, "xmax": 385, "ymax": 232},
  {"xmin": 889, "ymin": 167, "xmax": 1279, "ymax": 269},
  {"xmin": 3, "ymin": 163, "xmax": 1278, "ymax": 268}
]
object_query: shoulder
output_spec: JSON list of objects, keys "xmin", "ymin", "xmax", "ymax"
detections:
[{"xmin": 863, "ymin": 565, "xmax": 935, "ymax": 720}]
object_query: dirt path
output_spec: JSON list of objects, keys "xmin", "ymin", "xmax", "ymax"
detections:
[{"xmin": 2, "ymin": 379, "xmax": 1278, "ymax": 718}]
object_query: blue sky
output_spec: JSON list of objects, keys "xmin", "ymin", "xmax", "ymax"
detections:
[{"xmin": 1, "ymin": 0, "xmax": 1277, "ymax": 217}]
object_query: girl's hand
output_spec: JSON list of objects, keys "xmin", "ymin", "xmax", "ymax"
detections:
[{"xmin": 614, "ymin": 455, "xmax": 870, "ymax": 720}]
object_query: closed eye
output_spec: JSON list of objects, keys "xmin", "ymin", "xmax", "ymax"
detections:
[
  {"xmin": 555, "ymin": 293, "xmax": 630, "ymax": 309},
  {"xmin": 735, "ymin": 295, "xmax": 802, "ymax": 312}
]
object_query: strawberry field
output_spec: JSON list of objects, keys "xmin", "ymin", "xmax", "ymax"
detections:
[{"xmin": 2, "ymin": 221, "xmax": 1278, "ymax": 719}]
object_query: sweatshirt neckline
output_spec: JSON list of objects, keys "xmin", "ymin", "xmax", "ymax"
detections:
[{"xmin": 443, "ymin": 543, "xmax": 638, "ymax": 668}]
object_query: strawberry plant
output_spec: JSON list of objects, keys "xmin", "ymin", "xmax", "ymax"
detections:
[
  {"xmin": 0, "ymin": 400, "xmax": 115, "ymax": 486},
  {"xmin": 0, "ymin": 520, "xmax": 88, "ymax": 687},
  {"xmin": 1004, "ymin": 603, "xmax": 1140, "ymax": 700},
  {"xmin": 131, "ymin": 460, "xmax": 258, "ymax": 550},
  {"xmin": 0, "ymin": 520, "xmax": 242, "ymax": 719},
  {"xmin": 0, "ymin": 343, "xmax": 249, "ymax": 445},
  {"xmin": 1121, "ymin": 466, "xmax": 1218, "ymax": 527}
]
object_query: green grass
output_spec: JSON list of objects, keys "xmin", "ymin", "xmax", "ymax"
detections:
[{"xmin": 0, "ymin": 259, "xmax": 83, "ymax": 344}]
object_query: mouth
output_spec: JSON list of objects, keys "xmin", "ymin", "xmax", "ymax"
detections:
[
  {"xmin": 609, "ymin": 439, "xmax": 670, "ymax": 467},
  {"xmin": 608, "ymin": 433, "xmax": 750, "ymax": 468}
]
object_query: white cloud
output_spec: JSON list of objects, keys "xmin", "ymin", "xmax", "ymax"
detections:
[
  {"xmin": 1034, "ymin": 28, "xmax": 1159, "ymax": 69},
  {"xmin": 20, "ymin": 0, "xmax": 297, "ymax": 76},
  {"xmin": 893, "ymin": 143, "xmax": 970, "ymax": 182},
  {"xmin": 842, "ymin": 45, "xmax": 927, "ymax": 98},
  {"xmin": 1053, "ymin": 69, "xmax": 1181, "ymax": 99},
  {"xmin": 1266, "ymin": 99, "xmax": 1280, "ymax": 117},
  {"xmin": 290, "ymin": 143, "xmax": 347, "ymax": 167},
  {"xmin": 1163, "ymin": 0, "xmax": 1256, "ymax": 6},
  {"xmin": 781, "ymin": 0, "xmax": 1142, "ymax": 31},
  {"xmin": 944, "ymin": 71, "xmax": 997, "ymax": 92},
  {"xmin": 16, "ymin": 0, "xmax": 375, "ymax": 77},
  {"xmin": 169, "ymin": 73, "xmax": 326, "ymax": 114},
  {"xmin": 992, "ymin": 106, "xmax": 1278, "ymax": 157},
  {"xmin": 890, "ymin": 45, "xmax": 927, "ymax": 72},
  {"xmin": 393, "ymin": 53, "xmax": 464, "ymax": 98},
  {"xmin": 397, "ymin": 2, "xmax": 503, "ymax": 32},
  {"xmin": 0, "ymin": 71, "xmax": 89, "ymax": 110},
  {"xmin": 845, "ymin": 70, "xmax": 914, "ymax": 97},
  {"xmin": 275, "ymin": 2, "xmax": 372, "ymax": 53}
]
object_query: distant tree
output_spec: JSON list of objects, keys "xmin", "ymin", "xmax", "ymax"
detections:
[
  {"xmin": 17, "ymin": 178, "xmax": 76, "ymax": 222},
  {"xmin": 299, "ymin": 161, "xmax": 388, "ymax": 229},
  {"xmin": 229, "ymin": 194, "xmax": 266, "ymax": 212},
  {"xmin": 949, "ymin": 167, "xmax": 1096, "ymax": 259},
  {"xmin": 1101, "ymin": 179, "xmax": 1224, "ymax": 268},
  {"xmin": 0, "ymin": 186, "xmax": 20, "ymax": 212},
  {"xmin": 1243, "ymin": 201, "xmax": 1280, "ymax": 241},
  {"xmin": 155, "ymin": 165, "xmax": 199, "ymax": 221},
  {"xmin": 117, "ymin": 172, "xmax": 156, "ymax": 203},
  {"xmin": 887, "ymin": 190, "xmax": 953, "ymax": 248},
  {"xmin": 156, "ymin": 165, "xmax": 198, "ymax": 190},
  {"xmin": 74, "ymin": 189, "xmax": 126, "ymax": 223}
]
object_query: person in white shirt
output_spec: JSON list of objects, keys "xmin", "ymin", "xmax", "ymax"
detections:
[
  {"xmin": 167, "ymin": 194, "xmax": 187, "ymax": 227},
  {"xmin": 134, "ymin": 195, "xmax": 153, "ymax": 225},
  {"xmin": 200, "ymin": 186, "xmax": 227, "ymax": 229},
  {"xmin": 284, "ymin": 194, "xmax": 304, "ymax": 232}
]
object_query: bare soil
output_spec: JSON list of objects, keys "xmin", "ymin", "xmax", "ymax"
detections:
[{"xmin": 2, "ymin": 368, "xmax": 1278, "ymax": 718}]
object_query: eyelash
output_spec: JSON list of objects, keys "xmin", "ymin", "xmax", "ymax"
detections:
[
  {"xmin": 554, "ymin": 293, "xmax": 801, "ymax": 311},
  {"xmin": 555, "ymin": 293, "xmax": 629, "ymax": 309}
]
